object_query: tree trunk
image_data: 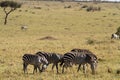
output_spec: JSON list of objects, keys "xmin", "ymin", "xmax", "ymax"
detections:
[
  {"xmin": 3, "ymin": 8, "xmax": 15, "ymax": 25},
  {"xmin": 4, "ymin": 13, "xmax": 8, "ymax": 25}
]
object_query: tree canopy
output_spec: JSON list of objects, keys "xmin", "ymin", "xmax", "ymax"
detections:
[{"xmin": 0, "ymin": 1, "xmax": 21, "ymax": 9}]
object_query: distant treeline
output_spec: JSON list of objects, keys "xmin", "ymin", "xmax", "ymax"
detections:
[
  {"xmin": 21, "ymin": 0, "xmax": 120, "ymax": 3},
  {"xmin": 22, "ymin": 0, "xmax": 73, "ymax": 1}
]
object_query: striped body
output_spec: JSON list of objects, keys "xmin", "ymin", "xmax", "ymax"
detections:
[
  {"xmin": 71, "ymin": 48, "xmax": 97, "ymax": 63},
  {"xmin": 60, "ymin": 49, "xmax": 98, "ymax": 74},
  {"xmin": 71, "ymin": 48, "xmax": 97, "ymax": 64},
  {"xmin": 71, "ymin": 48, "xmax": 98, "ymax": 74},
  {"xmin": 60, "ymin": 52, "xmax": 86, "ymax": 73},
  {"xmin": 22, "ymin": 54, "xmax": 48, "ymax": 74},
  {"xmin": 36, "ymin": 51, "xmax": 63, "ymax": 73},
  {"xmin": 111, "ymin": 33, "xmax": 120, "ymax": 39}
]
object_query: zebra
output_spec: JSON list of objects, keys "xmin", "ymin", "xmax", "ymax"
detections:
[
  {"xmin": 21, "ymin": 25, "xmax": 28, "ymax": 30},
  {"xmin": 22, "ymin": 53, "xmax": 48, "ymax": 74},
  {"xmin": 70, "ymin": 48, "xmax": 97, "ymax": 62},
  {"xmin": 60, "ymin": 52, "xmax": 80, "ymax": 73},
  {"xmin": 111, "ymin": 33, "xmax": 120, "ymax": 39},
  {"xmin": 35, "ymin": 51, "xmax": 63, "ymax": 73},
  {"xmin": 71, "ymin": 48, "xmax": 98, "ymax": 73},
  {"xmin": 60, "ymin": 50, "xmax": 98, "ymax": 74}
]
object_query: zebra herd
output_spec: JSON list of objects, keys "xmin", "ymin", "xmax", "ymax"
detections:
[{"xmin": 22, "ymin": 48, "xmax": 98, "ymax": 75}]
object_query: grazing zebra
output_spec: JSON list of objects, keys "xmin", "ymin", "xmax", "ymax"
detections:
[
  {"xmin": 35, "ymin": 51, "xmax": 63, "ymax": 73},
  {"xmin": 71, "ymin": 48, "xmax": 97, "ymax": 61},
  {"xmin": 71, "ymin": 48, "xmax": 98, "ymax": 73},
  {"xmin": 21, "ymin": 25, "xmax": 28, "ymax": 30},
  {"xmin": 60, "ymin": 50, "xmax": 98, "ymax": 74},
  {"xmin": 22, "ymin": 53, "xmax": 48, "ymax": 74},
  {"xmin": 60, "ymin": 52, "xmax": 76, "ymax": 69},
  {"xmin": 111, "ymin": 33, "xmax": 120, "ymax": 39}
]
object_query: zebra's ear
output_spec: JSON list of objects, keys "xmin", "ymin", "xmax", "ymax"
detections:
[{"xmin": 85, "ymin": 54, "xmax": 91, "ymax": 61}]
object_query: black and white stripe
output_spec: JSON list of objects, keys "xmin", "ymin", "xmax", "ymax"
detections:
[
  {"xmin": 60, "ymin": 52, "xmax": 84, "ymax": 73},
  {"xmin": 60, "ymin": 49, "xmax": 98, "ymax": 74},
  {"xmin": 21, "ymin": 25, "xmax": 28, "ymax": 30},
  {"xmin": 36, "ymin": 51, "xmax": 63, "ymax": 73},
  {"xmin": 111, "ymin": 33, "xmax": 120, "ymax": 39},
  {"xmin": 22, "ymin": 53, "xmax": 48, "ymax": 74},
  {"xmin": 71, "ymin": 48, "xmax": 98, "ymax": 74}
]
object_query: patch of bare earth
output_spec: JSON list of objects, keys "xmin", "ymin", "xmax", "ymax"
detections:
[{"xmin": 38, "ymin": 36, "xmax": 57, "ymax": 40}]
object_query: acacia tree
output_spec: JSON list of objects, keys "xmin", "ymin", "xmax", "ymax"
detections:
[{"xmin": 0, "ymin": 1, "xmax": 21, "ymax": 25}]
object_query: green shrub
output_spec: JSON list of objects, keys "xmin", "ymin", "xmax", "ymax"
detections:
[
  {"xmin": 116, "ymin": 26, "xmax": 120, "ymax": 35},
  {"xmin": 81, "ymin": 5, "xmax": 88, "ymax": 8},
  {"xmin": 86, "ymin": 39, "xmax": 95, "ymax": 45},
  {"xmin": 86, "ymin": 6, "xmax": 101, "ymax": 12}
]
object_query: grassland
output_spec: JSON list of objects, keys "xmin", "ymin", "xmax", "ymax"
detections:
[{"xmin": 0, "ymin": 1, "xmax": 120, "ymax": 80}]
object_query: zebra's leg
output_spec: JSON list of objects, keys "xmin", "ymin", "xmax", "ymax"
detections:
[
  {"xmin": 23, "ymin": 62, "xmax": 28, "ymax": 74},
  {"xmin": 37, "ymin": 64, "xmax": 41, "ymax": 72},
  {"xmin": 23, "ymin": 62, "xmax": 26, "ymax": 73},
  {"xmin": 33, "ymin": 65, "xmax": 37, "ymax": 74},
  {"xmin": 55, "ymin": 63, "xmax": 59, "ymax": 73},
  {"xmin": 62, "ymin": 64, "xmax": 65, "ymax": 73},
  {"xmin": 77, "ymin": 64, "xmax": 81, "ymax": 72},
  {"xmin": 90, "ymin": 64, "xmax": 95, "ymax": 75},
  {"xmin": 83, "ymin": 64, "xmax": 86, "ymax": 74},
  {"xmin": 52, "ymin": 64, "xmax": 55, "ymax": 70},
  {"xmin": 37, "ymin": 65, "xmax": 41, "ymax": 73},
  {"xmin": 41, "ymin": 64, "xmax": 44, "ymax": 72}
]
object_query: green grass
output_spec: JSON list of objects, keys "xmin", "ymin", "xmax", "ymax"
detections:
[{"xmin": 0, "ymin": 1, "xmax": 120, "ymax": 80}]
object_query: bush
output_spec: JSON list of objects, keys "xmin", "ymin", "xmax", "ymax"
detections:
[
  {"xmin": 64, "ymin": 5, "xmax": 71, "ymax": 8},
  {"xmin": 116, "ymin": 26, "xmax": 120, "ymax": 35},
  {"xmin": 86, "ymin": 6, "xmax": 101, "ymax": 12},
  {"xmin": 86, "ymin": 6, "xmax": 93, "ymax": 12},
  {"xmin": 81, "ymin": 5, "xmax": 88, "ymax": 8},
  {"xmin": 117, "ymin": 26, "xmax": 120, "ymax": 33},
  {"xmin": 34, "ymin": 6, "xmax": 42, "ymax": 9},
  {"xmin": 116, "ymin": 69, "xmax": 120, "ymax": 74},
  {"xmin": 86, "ymin": 39, "xmax": 96, "ymax": 45}
]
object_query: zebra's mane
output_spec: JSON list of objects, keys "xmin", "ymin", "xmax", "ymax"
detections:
[{"xmin": 71, "ymin": 48, "xmax": 97, "ymax": 59}]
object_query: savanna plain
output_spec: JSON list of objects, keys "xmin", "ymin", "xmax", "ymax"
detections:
[{"xmin": 0, "ymin": 1, "xmax": 120, "ymax": 80}]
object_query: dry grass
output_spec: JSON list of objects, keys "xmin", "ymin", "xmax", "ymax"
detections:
[{"xmin": 0, "ymin": 1, "xmax": 120, "ymax": 80}]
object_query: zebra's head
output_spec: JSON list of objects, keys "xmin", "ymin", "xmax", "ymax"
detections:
[
  {"xmin": 40, "ymin": 57, "xmax": 49, "ymax": 72},
  {"xmin": 41, "ymin": 64, "xmax": 48, "ymax": 72},
  {"xmin": 85, "ymin": 54, "xmax": 98, "ymax": 74}
]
